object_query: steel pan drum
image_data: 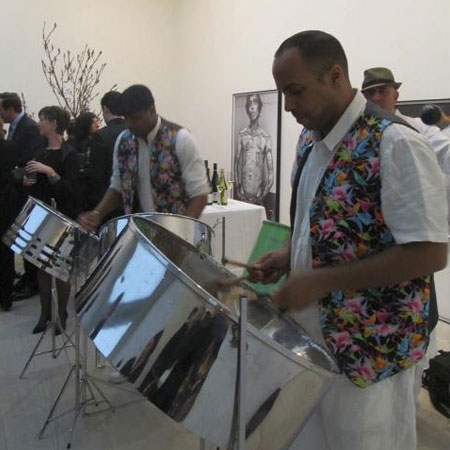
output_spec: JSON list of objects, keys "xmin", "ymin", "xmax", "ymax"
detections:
[
  {"xmin": 2, "ymin": 196, "xmax": 99, "ymax": 283},
  {"xmin": 98, "ymin": 212, "xmax": 214, "ymax": 257},
  {"xmin": 76, "ymin": 217, "xmax": 338, "ymax": 449}
]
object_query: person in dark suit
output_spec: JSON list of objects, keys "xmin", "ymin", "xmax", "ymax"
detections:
[
  {"xmin": 73, "ymin": 111, "xmax": 101, "ymax": 210},
  {"xmin": 0, "ymin": 92, "xmax": 44, "ymax": 301},
  {"xmin": 0, "ymin": 92, "xmax": 44, "ymax": 166},
  {"xmin": 99, "ymin": 91, "xmax": 126, "ymax": 157},
  {"xmin": 0, "ymin": 118, "xmax": 20, "ymax": 311},
  {"xmin": 91, "ymin": 91, "xmax": 126, "ymax": 219}
]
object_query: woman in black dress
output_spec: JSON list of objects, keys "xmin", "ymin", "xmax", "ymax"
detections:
[{"xmin": 23, "ymin": 106, "xmax": 80, "ymax": 334}]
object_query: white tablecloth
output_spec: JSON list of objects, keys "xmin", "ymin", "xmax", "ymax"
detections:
[{"xmin": 200, "ymin": 199, "xmax": 266, "ymax": 274}]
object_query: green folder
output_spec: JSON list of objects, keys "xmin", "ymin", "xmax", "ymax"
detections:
[{"xmin": 243, "ymin": 220, "xmax": 290, "ymax": 295}]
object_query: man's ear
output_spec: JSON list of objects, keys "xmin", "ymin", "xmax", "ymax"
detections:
[{"xmin": 329, "ymin": 64, "xmax": 343, "ymax": 85}]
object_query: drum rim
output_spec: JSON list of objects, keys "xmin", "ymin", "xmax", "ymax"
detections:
[
  {"xmin": 25, "ymin": 196, "xmax": 99, "ymax": 240},
  {"xmin": 101, "ymin": 212, "xmax": 214, "ymax": 236}
]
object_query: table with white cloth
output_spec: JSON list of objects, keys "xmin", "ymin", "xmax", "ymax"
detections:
[{"xmin": 200, "ymin": 199, "xmax": 266, "ymax": 274}]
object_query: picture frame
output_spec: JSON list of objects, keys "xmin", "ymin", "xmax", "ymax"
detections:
[
  {"xmin": 231, "ymin": 89, "xmax": 282, "ymax": 221},
  {"xmin": 396, "ymin": 98, "xmax": 450, "ymax": 117}
]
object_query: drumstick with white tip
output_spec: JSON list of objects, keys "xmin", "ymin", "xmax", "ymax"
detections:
[{"xmin": 223, "ymin": 258, "xmax": 253, "ymax": 270}]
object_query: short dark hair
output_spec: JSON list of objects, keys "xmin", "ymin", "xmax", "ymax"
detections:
[
  {"xmin": 246, "ymin": 94, "xmax": 263, "ymax": 115},
  {"xmin": 421, "ymin": 104, "xmax": 443, "ymax": 126},
  {"xmin": 0, "ymin": 92, "xmax": 22, "ymax": 113},
  {"xmin": 74, "ymin": 111, "xmax": 98, "ymax": 140},
  {"xmin": 274, "ymin": 30, "xmax": 349, "ymax": 78},
  {"xmin": 120, "ymin": 84, "xmax": 155, "ymax": 116},
  {"xmin": 38, "ymin": 106, "xmax": 71, "ymax": 135},
  {"xmin": 101, "ymin": 91, "xmax": 123, "ymax": 116}
]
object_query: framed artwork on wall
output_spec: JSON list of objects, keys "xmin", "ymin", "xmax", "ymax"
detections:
[
  {"xmin": 231, "ymin": 89, "xmax": 282, "ymax": 221},
  {"xmin": 396, "ymin": 98, "xmax": 450, "ymax": 118}
]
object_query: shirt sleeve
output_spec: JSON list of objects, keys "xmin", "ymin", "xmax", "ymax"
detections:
[
  {"xmin": 175, "ymin": 129, "xmax": 209, "ymax": 198},
  {"xmin": 380, "ymin": 123, "xmax": 448, "ymax": 244},
  {"xmin": 109, "ymin": 130, "xmax": 126, "ymax": 194}
]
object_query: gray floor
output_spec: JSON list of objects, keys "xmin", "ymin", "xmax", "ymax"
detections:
[{"xmin": 0, "ymin": 294, "xmax": 448, "ymax": 450}]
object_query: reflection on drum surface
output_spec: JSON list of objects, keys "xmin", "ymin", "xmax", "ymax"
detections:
[
  {"xmin": 2, "ymin": 197, "xmax": 98, "ymax": 282},
  {"xmin": 76, "ymin": 217, "xmax": 338, "ymax": 449}
]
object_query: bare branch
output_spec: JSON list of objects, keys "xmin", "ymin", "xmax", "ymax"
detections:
[{"xmin": 40, "ymin": 21, "xmax": 114, "ymax": 118}]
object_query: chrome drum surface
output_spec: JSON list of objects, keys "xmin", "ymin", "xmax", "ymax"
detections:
[
  {"xmin": 2, "ymin": 196, "xmax": 99, "ymax": 282},
  {"xmin": 76, "ymin": 217, "xmax": 338, "ymax": 449}
]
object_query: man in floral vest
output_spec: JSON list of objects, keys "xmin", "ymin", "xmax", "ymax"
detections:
[
  {"xmin": 361, "ymin": 66, "xmax": 450, "ymax": 402},
  {"xmin": 250, "ymin": 31, "xmax": 448, "ymax": 449},
  {"xmin": 78, "ymin": 84, "xmax": 209, "ymax": 230}
]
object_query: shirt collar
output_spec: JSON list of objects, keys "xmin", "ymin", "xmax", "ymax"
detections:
[
  {"xmin": 139, "ymin": 115, "xmax": 161, "ymax": 145},
  {"xmin": 312, "ymin": 90, "xmax": 366, "ymax": 152}
]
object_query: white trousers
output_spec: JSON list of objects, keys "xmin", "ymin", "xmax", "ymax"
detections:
[
  {"xmin": 289, "ymin": 368, "xmax": 417, "ymax": 450},
  {"xmin": 414, "ymin": 328, "xmax": 438, "ymax": 405}
]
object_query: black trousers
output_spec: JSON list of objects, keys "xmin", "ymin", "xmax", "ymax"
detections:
[
  {"xmin": 0, "ymin": 241, "xmax": 15, "ymax": 306},
  {"xmin": 428, "ymin": 274, "xmax": 438, "ymax": 332}
]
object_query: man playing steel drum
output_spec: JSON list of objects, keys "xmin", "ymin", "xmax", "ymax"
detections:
[{"xmin": 250, "ymin": 30, "xmax": 448, "ymax": 450}]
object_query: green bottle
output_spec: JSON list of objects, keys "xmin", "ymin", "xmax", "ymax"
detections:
[{"xmin": 219, "ymin": 168, "xmax": 228, "ymax": 205}]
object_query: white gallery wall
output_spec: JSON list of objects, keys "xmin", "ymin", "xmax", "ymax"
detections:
[
  {"xmin": 2, "ymin": 0, "xmax": 450, "ymax": 224},
  {"xmin": 0, "ymin": 0, "xmax": 180, "ymax": 118}
]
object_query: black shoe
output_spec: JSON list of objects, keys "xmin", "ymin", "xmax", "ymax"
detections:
[
  {"xmin": 1, "ymin": 302, "xmax": 12, "ymax": 311},
  {"xmin": 32, "ymin": 319, "xmax": 49, "ymax": 334},
  {"xmin": 12, "ymin": 285, "xmax": 38, "ymax": 302},
  {"xmin": 13, "ymin": 276, "xmax": 27, "ymax": 291}
]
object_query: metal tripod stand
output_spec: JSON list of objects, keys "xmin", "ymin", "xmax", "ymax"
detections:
[
  {"xmin": 38, "ymin": 228, "xmax": 114, "ymax": 449},
  {"xmin": 19, "ymin": 275, "xmax": 75, "ymax": 379}
]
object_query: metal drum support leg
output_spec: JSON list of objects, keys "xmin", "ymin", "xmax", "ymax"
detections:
[
  {"xmin": 227, "ymin": 295, "xmax": 248, "ymax": 450},
  {"xmin": 38, "ymin": 229, "xmax": 114, "ymax": 449},
  {"xmin": 19, "ymin": 276, "xmax": 74, "ymax": 379}
]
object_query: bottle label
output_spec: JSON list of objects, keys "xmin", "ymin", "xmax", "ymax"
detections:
[{"xmin": 212, "ymin": 192, "xmax": 219, "ymax": 203}]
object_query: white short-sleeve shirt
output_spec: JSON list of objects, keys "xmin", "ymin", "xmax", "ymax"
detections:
[{"xmin": 289, "ymin": 91, "xmax": 448, "ymax": 344}]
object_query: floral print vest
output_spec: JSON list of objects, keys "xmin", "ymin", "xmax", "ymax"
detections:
[
  {"xmin": 117, "ymin": 118, "xmax": 188, "ymax": 215},
  {"xmin": 296, "ymin": 107, "xmax": 430, "ymax": 388}
]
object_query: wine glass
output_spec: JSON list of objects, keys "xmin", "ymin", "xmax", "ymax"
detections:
[{"xmin": 226, "ymin": 171, "xmax": 234, "ymax": 199}]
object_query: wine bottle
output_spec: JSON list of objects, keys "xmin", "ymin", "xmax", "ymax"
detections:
[
  {"xmin": 204, "ymin": 160, "xmax": 213, "ymax": 205},
  {"xmin": 219, "ymin": 168, "xmax": 228, "ymax": 205},
  {"xmin": 206, "ymin": 168, "xmax": 213, "ymax": 205},
  {"xmin": 211, "ymin": 163, "xmax": 219, "ymax": 204}
]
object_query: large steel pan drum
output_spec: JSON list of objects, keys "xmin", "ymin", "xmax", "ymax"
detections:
[
  {"xmin": 76, "ymin": 217, "xmax": 338, "ymax": 449},
  {"xmin": 2, "ymin": 196, "xmax": 99, "ymax": 283},
  {"xmin": 98, "ymin": 212, "xmax": 214, "ymax": 257}
]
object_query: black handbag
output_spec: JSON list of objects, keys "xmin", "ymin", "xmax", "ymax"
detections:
[{"xmin": 422, "ymin": 349, "xmax": 450, "ymax": 418}]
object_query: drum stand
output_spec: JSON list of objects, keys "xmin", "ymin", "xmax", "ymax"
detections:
[
  {"xmin": 19, "ymin": 274, "xmax": 75, "ymax": 379},
  {"xmin": 199, "ymin": 295, "xmax": 247, "ymax": 450},
  {"xmin": 38, "ymin": 229, "xmax": 114, "ymax": 449},
  {"xmin": 228, "ymin": 294, "xmax": 248, "ymax": 450}
]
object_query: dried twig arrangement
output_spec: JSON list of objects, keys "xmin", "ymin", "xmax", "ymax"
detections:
[{"xmin": 41, "ymin": 22, "xmax": 113, "ymax": 118}]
